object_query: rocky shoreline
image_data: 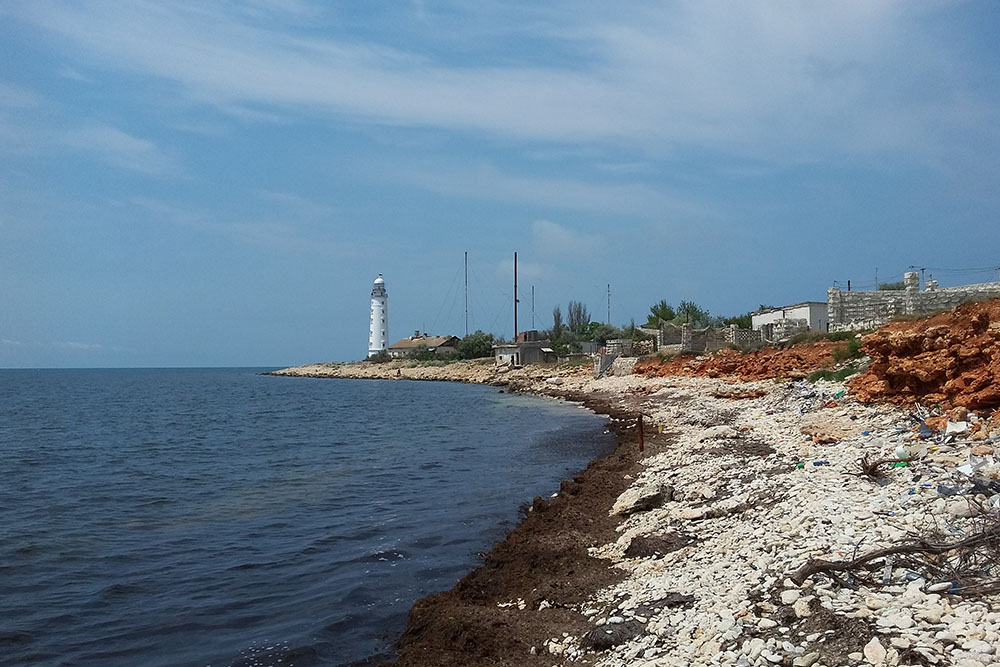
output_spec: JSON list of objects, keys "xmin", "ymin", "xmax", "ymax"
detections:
[{"xmin": 272, "ymin": 359, "xmax": 1000, "ymax": 667}]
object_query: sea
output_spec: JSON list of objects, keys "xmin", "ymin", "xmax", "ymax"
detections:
[{"xmin": 0, "ymin": 368, "xmax": 612, "ymax": 666}]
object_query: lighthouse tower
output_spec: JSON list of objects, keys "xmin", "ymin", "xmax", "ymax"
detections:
[{"xmin": 368, "ymin": 274, "xmax": 388, "ymax": 357}]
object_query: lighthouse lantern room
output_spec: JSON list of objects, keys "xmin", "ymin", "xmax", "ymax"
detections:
[{"xmin": 368, "ymin": 274, "xmax": 388, "ymax": 357}]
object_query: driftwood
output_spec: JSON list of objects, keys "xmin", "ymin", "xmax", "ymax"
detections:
[
  {"xmin": 858, "ymin": 456, "xmax": 911, "ymax": 481},
  {"xmin": 789, "ymin": 524, "xmax": 1000, "ymax": 587}
]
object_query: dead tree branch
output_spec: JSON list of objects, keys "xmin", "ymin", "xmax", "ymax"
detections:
[
  {"xmin": 858, "ymin": 456, "xmax": 911, "ymax": 481},
  {"xmin": 789, "ymin": 524, "xmax": 1000, "ymax": 587}
]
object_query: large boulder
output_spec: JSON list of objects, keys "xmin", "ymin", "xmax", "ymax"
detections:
[{"xmin": 611, "ymin": 482, "xmax": 674, "ymax": 516}]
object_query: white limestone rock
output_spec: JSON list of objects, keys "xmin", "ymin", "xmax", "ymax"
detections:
[{"xmin": 863, "ymin": 636, "xmax": 887, "ymax": 664}]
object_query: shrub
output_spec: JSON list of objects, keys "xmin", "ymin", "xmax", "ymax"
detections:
[
  {"xmin": 832, "ymin": 337, "xmax": 863, "ymax": 362},
  {"xmin": 365, "ymin": 350, "xmax": 391, "ymax": 363},
  {"xmin": 808, "ymin": 364, "xmax": 862, "ymax": 383},
  {"xmin": 457, "ymin": 330, "xmax": 494, "ymax": 359}
]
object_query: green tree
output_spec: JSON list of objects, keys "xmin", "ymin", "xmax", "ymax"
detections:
[
  {"xmin": 645, "ymin": 299, "xmax": 676, "ymax": 327},
  {"xmin": 722, "ymin": 312, "xmax": 752, "ymax": 329},
  {"xmin": 623, "ymin": 318, "xmax": 649, "ymax": 341},
  {"xmin": 567, "ymin": 300, "xmax": 590, "ymax": 334},
  {"xmin": 878, "ymin": 281, "xmax": 906, "ymax": 291},
  {"xmin": 586, "ymin": 322, "xmax": 621, "ymax": 344},
  {"xmin": 406, "ymin": 345, "xmax": 435, "ymax": 361},
  {"xmin": 457, "ymin": 330, "xmax": 495, "ymax": 359},
  {"xmin": 551, "ymin": 306, "xmax": 563, "ymax": 341},
  {"xmin": 677, "ymin": 300, "xmax": 711, "ymax": 327}
]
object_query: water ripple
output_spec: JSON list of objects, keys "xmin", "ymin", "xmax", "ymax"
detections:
[{"xmin": 0, "ymin": 368, "xmax": 611, "ymax": 666}]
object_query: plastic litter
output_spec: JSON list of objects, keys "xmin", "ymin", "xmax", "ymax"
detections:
[{"xmin": 945, "ymin": 421, "xmax": 969, "ymax": 436}]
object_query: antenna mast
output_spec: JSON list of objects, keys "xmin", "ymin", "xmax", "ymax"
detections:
[
  {"xmin": 607, "ymin": 283, "xmax": 611, "ymax": 323},
  {"xmin": 513, "ymin": 252, "xmax": 518, "ymax": 340},
  {"xmin": 531, "ymin": 285, "xmax": 535, "ymax": 328},
  {"xmin": 464, "ymin": 251, "xmax": 469, "ymax": 337}
]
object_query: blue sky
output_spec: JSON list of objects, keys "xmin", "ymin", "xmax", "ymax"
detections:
[{"xmin": 2, "ymin": 1, "xmax": 1000, "ymax": 367}]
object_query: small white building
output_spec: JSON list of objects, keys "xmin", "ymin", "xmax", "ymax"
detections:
[
  {"xmin": 368, "ymin": 274, "xmax": 388, "ymax": 357},
  {"xmin": 752, "ymin": 302, "xmax": 828, "ymax": 340}
]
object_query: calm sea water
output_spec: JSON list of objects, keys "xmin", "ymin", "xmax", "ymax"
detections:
[{"xmin": 0, "ymin": 368, "xmax": 611, "ymax": 666}]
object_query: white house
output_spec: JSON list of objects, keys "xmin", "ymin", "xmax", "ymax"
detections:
[{"xmin": 752, "ymin": 302, "xmax": 828, "ymax": 341}]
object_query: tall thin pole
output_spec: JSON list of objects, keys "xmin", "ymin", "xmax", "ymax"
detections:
[
  {"xmin": 531, "ymin": 285, "xmax": 535, "ymax": 329},
  {"xmin": 513, "ymin": 252, "xmax": 518, "ymax": 340},
  {"xmin": 607, "ymin": 283, "xmax": 611, "ymax": 323},
  {"xmin": 464, "ymin": 251, "xmax": 469, "ymax": 337}
]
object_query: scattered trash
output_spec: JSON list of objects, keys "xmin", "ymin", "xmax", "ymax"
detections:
[{"xmin": 946, "ymin": 421, "xmax": 969, "ymax": 436}]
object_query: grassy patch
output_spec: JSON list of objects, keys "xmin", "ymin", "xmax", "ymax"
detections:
[
  {"xmin": 832, "ymin": 337, "xmax": 863, "ymax": 362},
  {"xmin": 808, "ymin": 363, "xmax": 861, "ymax": 383}
]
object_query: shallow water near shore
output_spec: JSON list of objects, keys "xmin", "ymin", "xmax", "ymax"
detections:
[{"xmin": 0, "ymin": 368, "xmax": 612, "ymax": 666}]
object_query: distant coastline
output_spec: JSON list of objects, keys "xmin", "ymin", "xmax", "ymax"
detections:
[{"xmin": 267, "ymin": 358, "xmax": 594, "ymax": 393}]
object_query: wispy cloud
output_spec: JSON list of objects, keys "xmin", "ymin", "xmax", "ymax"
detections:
[
  {"xmin": 10, "ymin": 0, "xmax": 996, "ymax": 168},
  {"xmin": 1, "ymin": 338, "xmax": 120, "ymax": 352},
  {"xmin": 0, "ymin": 81, "xmax": 42, "ymax": 108},
  {"xmin": 128, "ymin": 196, "xmax": 363, "ymax": 256},
  {"xmin": 57, "ymin": 66, "xmax": 91, "ymax": 82},
  {"xmin": 531, "ymin": 219, "xmax": 600, "ymax": 257},
  {"xmin": 494, "ymin": 255, "xmax": 552, "ymax": 284},
  {"xmin": 53, "ymin": 340, "xmax": 115, "ymax": 351},
  {"xmin": 385, "ymin": 159, "xmax": 714, "ymax": 220},
  {"xmin": 251, "ymin": 189, "xmax": 336, "ymax": 219},
  {"xmin": 61, "ymin": 125, "xmax": 179, "ymax": 175}
]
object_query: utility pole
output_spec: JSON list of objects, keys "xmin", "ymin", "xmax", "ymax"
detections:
[
  {"xmin": 607, "ymin": 283, "xmax": 611, "ymax": 324},
  {"xmin": 531, "ymin": 285, "xmax": 535, "ymax": 329}
]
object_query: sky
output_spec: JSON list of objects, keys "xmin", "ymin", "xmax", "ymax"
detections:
[{"xmin": 2, "ymin": 1, "xmax": 1000, "ymax": 367}]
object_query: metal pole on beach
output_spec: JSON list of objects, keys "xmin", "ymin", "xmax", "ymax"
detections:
[{"xmin": 637, "ymin": 414, "xmax": 644, "ymax": 452}]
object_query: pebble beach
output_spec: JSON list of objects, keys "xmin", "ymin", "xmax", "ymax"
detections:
[{"xmin": 272, "ymin": 359, "xmax": 1000, "ymax": 667}]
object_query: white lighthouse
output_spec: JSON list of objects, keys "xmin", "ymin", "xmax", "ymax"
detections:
[{"xmin": 368, "ymin": 274, "xmax": 388, "ymax": 357}]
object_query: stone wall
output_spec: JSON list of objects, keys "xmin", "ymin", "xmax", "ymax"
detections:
[
  {"xmin": 681, "ymin": 324, "xmax": 728, "ymax": 354},
  {"xmin": 659, "ymin": 322, "xmax": 683, "ymax": 345},
  {"xmin": 606, "ymin": 338, "xmax": 634, "ymax": 356},
  {"xmin": 725, "ymin": 325, "xmax": 763, "ymax": 347},
  {"xmin": 674, "ymin": 324, "xmax": 761, "ymax": 353},
  {"xmin": 829, "ymin": 272, "xmax": 1000, "ymax": 331},
  {"xmin": 763, "ymin": 318, "xmax": 809, "ymax": 342}
]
